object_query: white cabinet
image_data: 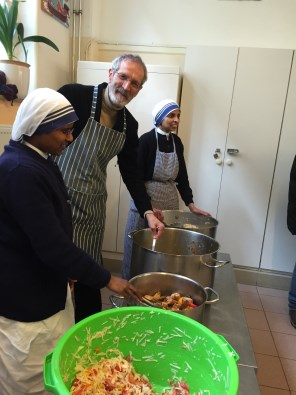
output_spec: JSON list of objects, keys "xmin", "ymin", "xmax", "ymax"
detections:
[
  {"xmin": 77, "ymin": 61, "xmax": 181, "ymax": 256},
  {"xmin": 217, "ymin": 48, "xmax": 292, "ymax": 269},
  {"xmin": 179, "ymin": 46, "xmax": 294, "ymax": 270},
  {"xmin": 178, "ymin": 46, "xmax": 238, "ymax": 214},
  {"xmin": 260, "ymin": 56, "xmax": 296, "ymax": 272}
]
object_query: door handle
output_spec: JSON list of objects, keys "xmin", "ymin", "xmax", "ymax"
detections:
[
  {"xmin": 227, "ymin": 148, "xmax": 239, "ymax": 155},
  {"xmin": 213, "ymin": 148, "xmax": 223, "ymax": 165},
  {"xmin": 213, "ymin": 148, "xmax": 221, "ymax": 159}
]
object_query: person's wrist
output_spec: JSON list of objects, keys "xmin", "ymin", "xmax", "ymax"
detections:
[
  {"xmin": 144, "ymin": 210, "xmax": 154, "ymax": 219},
  {"xmin": 188, "ymin": 203, "xmax": 195, "ymax": 211}
]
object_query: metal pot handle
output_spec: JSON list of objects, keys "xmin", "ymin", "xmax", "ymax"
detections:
[
  {"xmin": 204, "ymin": 287, "xmax": 220, "ymax": 304},
  {"xmin": 200, "ymin": 255, "xmax": 230, "ymax": 268},
  {"xmin": 109, "ymin": 294, "xmax": 124, "ymax": 308},
  {"xmin": 128, "ymin": 230, "xmax": 137, "ymax": 239}
]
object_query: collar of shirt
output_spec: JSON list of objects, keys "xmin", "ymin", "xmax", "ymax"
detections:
[
  {"xmin": 21, "ymin": 140, "xmax": 49, "ymax": 160},
  {"xmin": 155, "ymin": 127, "xmax": 171, "ymax": 138}
]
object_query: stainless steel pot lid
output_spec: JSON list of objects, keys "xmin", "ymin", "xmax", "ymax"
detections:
[{"xmin": 162, "ymin": 210, "xmax": 218, "ymax": 230}]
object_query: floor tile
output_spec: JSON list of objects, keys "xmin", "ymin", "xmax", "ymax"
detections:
[
  {"xmin": 259, "ymin": 294, "xmax": 289, "ymax": 314},
  {"xmin": 249, "ymin": 328, "xmax": 277, "ymax": 356},
  {"xmin": 239, "ymin": 290, "xmax": 263, "ymax": 310},
  {"xmin": 244, "ymin": 308, "xmax": 269, "ymax": 330},
  {"xmin": 272, "ymin": 332, "xmax": 296, "ymax": 360},
  {"xmin": 255, "ymin": 353, "xmax": 289, "ymax": 389},
  {"xmin": 259, "ymin": 386, "xmax": 291, "ymax": 395},
  {"xmin": 265, "ymin": 311, "xmax": 296, "ymax": 335},
  {"xmin": 237, "ymin": 283, "xmax": 258, "ymax": 293},
  {"xmin": 257, "ymin": 286, "xmax": 289, "ymax": 299},
  {"xmin": 281, "ymin": 358, "xmax": 296, "ymax": 391}
]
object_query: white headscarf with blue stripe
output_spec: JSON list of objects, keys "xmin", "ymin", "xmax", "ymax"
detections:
[
  {"xmin": 152, "ymin": 99, "xmax": 179, "ymax": 127},
  {"xmin": 12, "ymin": 88, "xmax": 78, "ymax": 141}
]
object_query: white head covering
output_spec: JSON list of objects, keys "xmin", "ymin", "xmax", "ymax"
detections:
[
  {"xmin": 152, "ymin": 99, "xmax": 179, "ymax": 126},
  {"xmin": 12, "ymin": 88, "xmax": 78, "ymax": 141}
]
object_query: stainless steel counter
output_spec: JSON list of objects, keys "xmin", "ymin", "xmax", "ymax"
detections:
[{"xmin": 203, "ymin": 253, "xmax": 260, "ymax": 395}]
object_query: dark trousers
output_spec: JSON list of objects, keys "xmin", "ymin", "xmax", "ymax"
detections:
[
  {"xmin": 73, "ymin": 282, "xmax": 102, "ymax": 323},
  {"xmin": 289, "ymin": 262, "xmax": 296, "ymax": 310}
]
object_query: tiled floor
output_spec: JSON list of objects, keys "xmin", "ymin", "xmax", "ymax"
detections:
[
  {"xmin": 237, "ymin": 283, "xmax": 296, "ymax": 395},
  {"xmin": 101, "ymin": 279, "xmax": 296, "ymax": 395}
]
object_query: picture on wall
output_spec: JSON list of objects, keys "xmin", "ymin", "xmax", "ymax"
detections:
[{"xmin": 41, "ymin": 0, "xmax": 71, "ymax": 28}]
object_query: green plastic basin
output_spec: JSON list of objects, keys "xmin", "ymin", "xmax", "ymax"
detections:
[{"xmin": 44, "ymin": 306, "xmax": 239, "ymax": 394}]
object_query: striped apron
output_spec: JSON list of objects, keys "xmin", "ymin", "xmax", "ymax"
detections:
[
  {"xmin": 56, "ymin": 86, "xmax": 126, "ymax": 262},
  {"xmin": 122, "ymin": 130, "xmax": 179, "ymax": 279},
  {"xmin": 145, "ymin": 130, "xmax": 180, "ymax": 210}
]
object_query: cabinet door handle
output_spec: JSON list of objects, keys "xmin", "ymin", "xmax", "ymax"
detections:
[
  {"xmin": 213, "ymin": 148, "xmax": 221, "ymax": 159},
  {"xmin": 227, "ymin": 148, "xmax": 239, "ymax": 155}
]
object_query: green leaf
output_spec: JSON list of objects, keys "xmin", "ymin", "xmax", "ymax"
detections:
[
  {"xmin": 21, "ymin": 36, "xmax": 59, "ymax": 52},
  {"xmin": 16, "ymin": 22, "xmax": 24, "ymax": 41}
]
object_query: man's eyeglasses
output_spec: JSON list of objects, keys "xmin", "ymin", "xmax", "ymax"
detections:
[
  {"xmin": 59, "ymin": 127, "xmax": 74, "ymax": 136},
  {"xmin": 115, "ymin": 72, "xmax": 142, "ymax": 91}
]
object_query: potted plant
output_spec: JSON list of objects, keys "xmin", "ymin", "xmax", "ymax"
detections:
[{"xmin": 0, "ymin": 0, "xmax": 59, "ymax": 100}]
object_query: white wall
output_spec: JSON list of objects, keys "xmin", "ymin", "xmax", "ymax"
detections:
[
  {"xmin": 3, "ymin": 1, "xmax": 296, "ymax": 89},
  {"xmin": 81, "ymin": 0, "xmax": 296, "ymax": 51},
  {"xmin": 13, "ymin": 0, "xmax": 73, "ymax": 92},
  {"xmin": 35, "ymin": 2, "xmax": 73, "ymax": 90}
]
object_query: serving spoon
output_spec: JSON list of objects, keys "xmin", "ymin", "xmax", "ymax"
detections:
[
  {"xmin": 141, "ymin": 296, "xmax": 162, "ymax": 309},
  {"xmin": 151, "ymin": 238, "xmax": 156, "ymax": 251}
]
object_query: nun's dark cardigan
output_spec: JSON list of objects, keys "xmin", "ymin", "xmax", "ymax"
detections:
[{"xmin": 0, "ymin": 141, "xmax": 111, "ymax": 322}]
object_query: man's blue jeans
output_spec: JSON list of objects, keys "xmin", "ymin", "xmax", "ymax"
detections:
[{"xmin": 289, "ymin": 263, "xmax": 296, "ymax": 310}]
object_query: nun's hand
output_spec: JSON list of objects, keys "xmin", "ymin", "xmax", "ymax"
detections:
[
  {"xmin": 107, "ymin": 275, "xmax": 141, "ymax": 301},
  {"xmin": 146, "ymin": 213, "xmax": 165, "ymax": 239},
  {"xmin": 188, "ymin": 203, "xmax": 211, "ymax": 217},
  {"xmin": 153, "ymin": 208, "xmax": 164, "ymax": 221}
]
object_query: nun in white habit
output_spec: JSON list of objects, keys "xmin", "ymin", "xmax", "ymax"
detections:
[{"xmin": 0, "ymin": 88, "xmax": 140, "ymax": 395}]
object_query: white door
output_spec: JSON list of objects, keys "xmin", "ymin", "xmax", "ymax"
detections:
[
  {"xmin": 216, "ymin": 48, "xmax": 293, "ymax": 268},
  {"xmin": 260, "ymin": 54, "xmax": 296, "ymax": 273},
  {"xmin": 179, "ymin": 47, "xmax": 293, "ymax": 268},
  {"xmin": 178, "ymin": 46, "xmax": 238, "ymax": 215}
]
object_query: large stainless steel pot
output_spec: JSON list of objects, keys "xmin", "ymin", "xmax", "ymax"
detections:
[
  {"xmin": 163, "ymin": 210, "xmax": 218, "ymax": 238},
  {"xmin": 110, "ymin": 272, "xmax": 219, "ymax": 322},
  {"xmin": 129, "ymin": 228, "xmax": 229, "ymax": 288}
]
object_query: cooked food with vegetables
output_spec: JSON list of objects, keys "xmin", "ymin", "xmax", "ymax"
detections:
[
  {"xmin": 70, "ymin": 349, "xmax": 200, "ymax": 395},
  {"xmin": 143, "ymin": 291, "xmax": 197, "ymax": 311}
]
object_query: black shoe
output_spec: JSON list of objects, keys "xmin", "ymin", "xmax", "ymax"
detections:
[{"xmin": 289, "ymin": 310, "xmax": 296, "ymax": 328}]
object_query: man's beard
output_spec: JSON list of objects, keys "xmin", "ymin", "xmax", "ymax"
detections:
[{"xmin": 108, "ymin": 85, "xmax": 130, "ymax": 109}]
